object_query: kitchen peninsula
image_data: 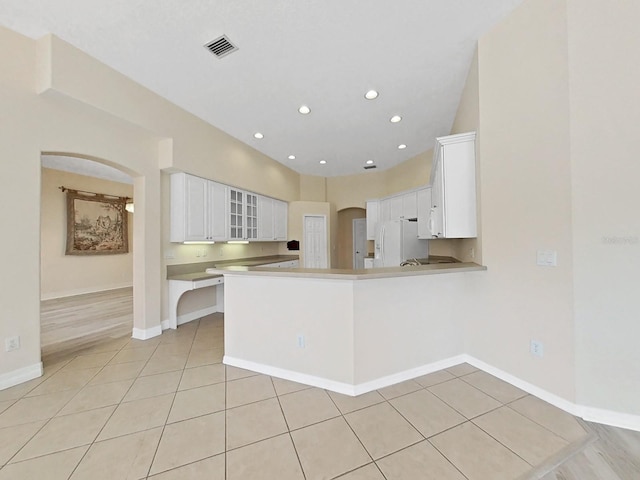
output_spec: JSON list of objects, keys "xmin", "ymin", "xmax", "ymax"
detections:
[{"xmin": 207, "ymin": 261, "xmax": 486, "ymax": 395}]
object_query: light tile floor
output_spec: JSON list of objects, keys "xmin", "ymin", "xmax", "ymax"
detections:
[{"xmin": 0, "ymin": 313, "xmax": 611, "ymax": 479}]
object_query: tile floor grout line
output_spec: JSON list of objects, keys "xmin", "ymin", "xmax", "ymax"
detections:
[
  {"xmin": 425, "ymin": 436, "xmax": 472, "ymax": 480},
  {"xmin": 269, "ymin": 376, "xmax": 307, "ymax": 480}
]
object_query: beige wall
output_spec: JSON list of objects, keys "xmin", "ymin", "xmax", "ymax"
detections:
[
  {"xmin": 470, "ymin": 0, "xmax": 575, "ymax": 400},
  {"xmin": 567, "ymin": 0, "xmax": 640, "ymax": 414},
  {"xmin": 325, "ymin": 150, "xmax": 432, "ymax": 211},
  {"xmin": 0, "ymin": 27, "xmax": 300, "ymax": 386},
  {"xmin": 451, "ymin": 49, "xmax": 481, "ymax": 264},
  {"xmin": 337, "ymin": 208, "xmax": 366, "ymax": 269},
  {"xmin": 41, "ymin": 167, "xmax": 134, "ymax": 299},
  {"xmin": 299, "ymin": 175, "xmax": 326, "ymax": 202}
]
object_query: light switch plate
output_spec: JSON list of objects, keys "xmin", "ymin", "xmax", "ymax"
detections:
[{"xmin": 536, "ymin": 250, "xmax": 557, "ymax": 266}]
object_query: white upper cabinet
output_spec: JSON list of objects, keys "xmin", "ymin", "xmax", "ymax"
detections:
[
  {"xmin": 208, "ymin": 181, "xmax": 228, "ymax": 241},
  {"xmin": 171, "ymin": 172, "xmax": 287, "ymax": 243},
  {"xmin": 229, "ymin": 188, "xmax": 258, "ymax": 240},
  {"xmin": 366, "ymin": 200, "xmax": 379, "ymax": 240},
  {"xmin": 429, "ymin": 131, "xmax": 477, "ymax": 239},
  {"xmin": 171, "ymin": 173, "xmax": 215, "ymax": 242},
  {"xmin": 273, "ymin": 199, "xmax": 288, "ymax": 241},
  {"xmin": 401, "ymin": 191, "xmax": 418, "ymax": 219},
  {"xmin": 258, "ymin": 196, "xmax": 288, "ymax": 241},
  {"xmin": 258, "ymin": 196, "xmax": 274, "ymax": 241},
  {"xmin": 417, "ymin": 186, "xmax": 432, "ymax": 239}
]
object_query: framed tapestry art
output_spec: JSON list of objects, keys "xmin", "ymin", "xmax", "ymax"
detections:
[{"xmin": 65, "ymin": 190, "xmax": 129, "ymax": 255}]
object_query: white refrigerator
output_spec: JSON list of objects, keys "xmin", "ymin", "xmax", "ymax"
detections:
[{"xmin": 373, "ymin": 220, "xmax": 428, "ymax": 267}]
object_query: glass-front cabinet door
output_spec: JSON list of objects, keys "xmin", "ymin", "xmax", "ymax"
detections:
[
  {"xmin": 229, "ymin": 188, "xmax": 244, "ymax": 239},
  {"xmin": 245, "ymin": 193, "xmax": 258, "ymax": 240}
]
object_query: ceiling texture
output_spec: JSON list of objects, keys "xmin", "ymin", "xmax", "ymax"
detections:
[{"xmin": 0, "ymin": 0, "xmax": 522, "ymax": 177}]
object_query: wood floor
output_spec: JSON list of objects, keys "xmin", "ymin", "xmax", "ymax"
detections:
[
  {"xmin": 40, "ymin": 287, "xmax": 133, "ymax": 361},
  {"xmin": 38, "ymin": 288, "xmax": 640, "ymax": 479}
]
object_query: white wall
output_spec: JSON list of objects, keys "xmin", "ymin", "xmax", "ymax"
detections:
[{"xmin": 567, "ymin": 0, "xmax": 640, "ymax": 415}]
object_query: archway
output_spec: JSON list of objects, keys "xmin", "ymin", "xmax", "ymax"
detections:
[
  {"xmin": 336, "ymin": 207, "xmax": 367, "ymax": 269},
  {"xmin": 39, "ymin": 153, "xmax": 143, "ymax": 357}
]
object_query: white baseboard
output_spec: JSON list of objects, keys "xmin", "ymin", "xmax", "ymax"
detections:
[
  {"xmin": 462, "ymin": 355, "xmax": 582, "ymax": 417},
  {"xmin": 41, "ymin": 283, "xmax": 133, "ymax": 301},
  {"xmin": 131, "ymin": 325, "xmax": 162, "ymax": 340},
  {"xmin": 580, "ymin": 406, "xmax": 640, "ymax": 432},
  {"xmin": 463, "ymin": 355, "xmax": 640, "ymax": 432},
  {"xmin": 161, "ymin": 306, "xmax": 219, "ymax": 331},
  {"xmin": 224, "ymin": 356, "xmax": 359, "ymax": 395},
  {"xmin": 224, "ymin": 353, "xmax": 640, "ymax": 432},
  {"xmin": 224, "ymin": 355, "xmax": 469, "ymax": 397},
  {"xmin": 0, "ymin": 362, "xmax": 43, "ymax": 391},
  {"xmin": 352, "ymin": 355, "xmax": 469, "ymax": 395}
]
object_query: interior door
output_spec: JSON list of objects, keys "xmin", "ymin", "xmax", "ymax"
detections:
[
  {"xmin": 303, "ymin": 215, "xmax": 328, "ymax": 268},
  {"xmin": 352, "ymin": 218, "xmax": 367, "ymax": 269}
]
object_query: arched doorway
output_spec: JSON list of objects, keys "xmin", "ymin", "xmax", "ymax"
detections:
[
  {"xmin": 336, "ymin": 207, "xmax": 367, "ymax": 269},
  {"xmin": 40, "ymin": 153, "xmax": 140, "ymax": 358}
]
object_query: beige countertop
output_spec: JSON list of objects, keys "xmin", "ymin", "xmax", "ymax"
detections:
[
  {"xmin": 206, "ymin": 262, "xmax": 486, "ymax": 281},
  {"xmin": 167, "ymin": 255, "xmax": 299, "ymax": 281}
]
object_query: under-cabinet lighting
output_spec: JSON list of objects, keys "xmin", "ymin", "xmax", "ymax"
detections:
[
  {"xmin": 319, "ymin": 160, "xmax": 327, "ymax": 164},
  {"xmin": 390, "ymin": 115, "xmax": 402, "ymax": 123},
  {"xmin": 398, "ymin": 144, "xmax": 407, "ymax": 149},
  {"xmin": 183, "ymin": 241, "xmax": 215, "ymax": 244},
  {"xmin": 298, "ymin": 105, "xmax": 311, "ymax": 115},
  {"xmin": 288, "ymin": 155, "xmax": 296, "ymax": 160},
  {"xmin": 364, "ymin": 89, "xmax": 379, "ymax": 100},
  {"xmin": 227, "ymin": 240, "xmax": 249, "ymax": 244},
  {"xmin": 253, "ymin": 132, "xmax": 264, "ymax": 139}
]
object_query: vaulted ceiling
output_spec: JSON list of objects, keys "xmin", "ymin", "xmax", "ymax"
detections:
[{"xmin": 1, "ymin": 1, "xmax": 523, "ymax": 176}]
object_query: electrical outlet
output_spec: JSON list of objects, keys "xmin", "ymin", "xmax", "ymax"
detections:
[
  {"xmin": 219, "ymin": 247, "xmax": 224, "ymax": 256},
  {"xmin": 470, "ymin": 247, "xmax": 475, "ymax": 259},
  {"xmin": 5, "ymin": 336, "xmax": 20, "ymax": 352},
  {"xmin": 530, "ymin": 339, "xmax": 544, "ymax": 357},
  {"xmin": 297, "ymin": 334, "xmax": 305, "ymax": 348},
  {"xmin": 164, "ymin": 250, "xmax": 175, "ymax": 260}
]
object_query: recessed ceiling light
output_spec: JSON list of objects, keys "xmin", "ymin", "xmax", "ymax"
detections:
[
  {"xmin": 298, "ymin": 105, "xmax": 311, "ymax": 115},
  {"xmin": 319, "ymin": 160, "xmax": 327, "ymax": 164},
  {"xmin": 390, "ymin": 115, "xmax": 402, "ymax": 123},
  {"xmin": 254, "ymin": 132, "xmax": 264, "ymax": 139},
  {"xmin": 366, "ymin": 160, "xmax": 374, "ymax": 165},
  {"xmin": 364, "ymin": 90, "xmax": 379, "ymax": 100},
  {"xmin": 398, "ymin": 144, "xmax": 407, "ymax": 149},
  {"xmin": 288, "ymin": 155, "xmax": 296, "ymax": 160}
]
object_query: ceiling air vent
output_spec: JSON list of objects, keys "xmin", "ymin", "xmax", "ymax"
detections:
[{"xmin": 204, "ymin": 35, "xmax": 238, "ymax": 59}]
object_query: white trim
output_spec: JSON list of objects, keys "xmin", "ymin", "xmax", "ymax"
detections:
[
  {"xmin": 131, "ymin": 325, "xmax": 162, "ymax": 340},
  {"xmin": 161, "ymin": 305, "xmax": 219, "ymax": 331},
  {"xmin": 224, "ymin": 355, "xmax": 358, "ymax": 395},
  {"xmin": 464, "ymin": 355, "xmax": 640, "ymax": 432},
  {"xmin": 224, "ymin": 354, "xmax": 468, "ymax": 397},
  {"xmin": 41, "ymin": 283, "xmax": 133, "ymax": 301},
  {"xmin": 0, "ymin": 362, "xmax": 43, "ymax": 391},
  {"xmin": 463, "ymin": 355, "xmax": 582, "ymax": 416},
  {"xmin": 580, "ymin": 406, "xmax": 640, "ymax": 432},
  {"xmin": 353, "ymin": 355, "xmax": 468, "ymax": 395},
  {"xmin": 225, "ymin": 352, "xmax": 640, "ymax": 432}
]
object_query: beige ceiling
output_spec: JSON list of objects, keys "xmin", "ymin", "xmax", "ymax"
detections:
[{"xmin": 1, "ymin": 0, "xmax": 523, "ymax": 177}]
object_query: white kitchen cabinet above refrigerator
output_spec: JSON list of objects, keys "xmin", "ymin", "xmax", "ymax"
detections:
[{"xmin": 429, "ymin": 132, "xmax": 477, "ymax": 239}]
